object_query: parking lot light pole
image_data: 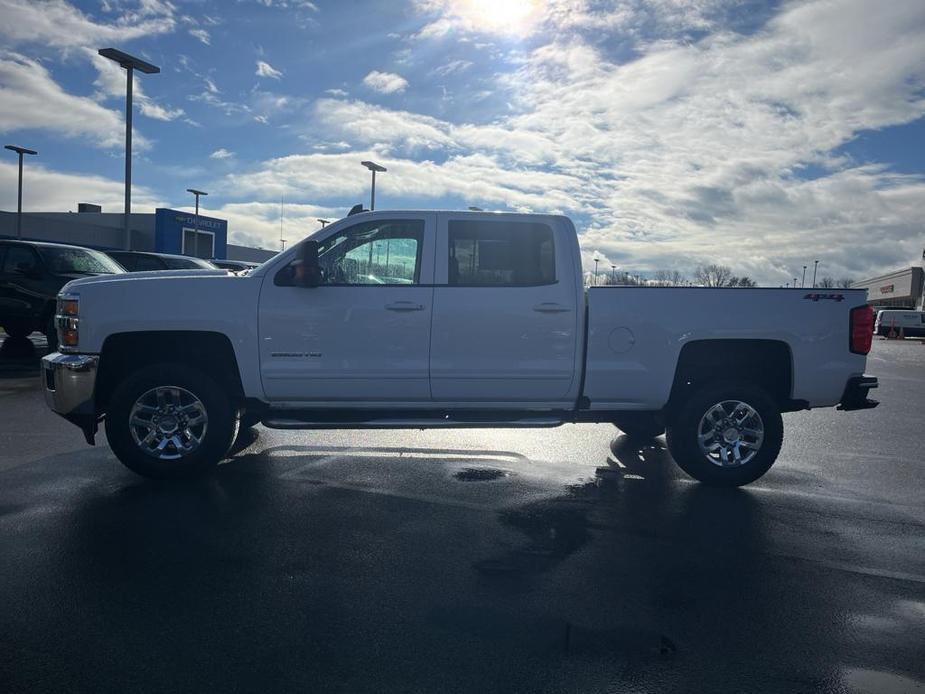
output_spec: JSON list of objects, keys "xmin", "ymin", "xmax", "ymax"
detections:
[
  {"xmin": 360, "ymin": 161, "xmax": 386, "ymax": 211},
  {"xmin": 802, "ymin": 265, "xmax": 807, "ymax": 288},
  {"xmin": 186, "ymin": 189, "xmax": 207, "ymax": 258},
  {"xmin": 812, "ymin": 260, "xmax": 819, "ymax": 288},
  {"xmin": 98, "ymin": 48, "xmax": 160, "ymax": 250},
  {"xmin": 4, "ymin": 145, "xmax": 37, "ymax": 239},
  {"xmin": 317, "ymin": 219, "xmax": 329, "ymax": 228}
]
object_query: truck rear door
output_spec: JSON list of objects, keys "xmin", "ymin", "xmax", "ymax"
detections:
[{"xmin": 429, "ymin": 214, "xmax": 581, "ymax": 404}]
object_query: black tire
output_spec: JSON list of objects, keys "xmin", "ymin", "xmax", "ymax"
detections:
[
  {"xmin": 666, "ymin": 381, "xmax": 783, "ymax": 487},
  {"xmin": 105, "ymin": 363, "xmax": 239, "ymax": 480},
  {"xmin": 612, "ymin": 412, "xmax": 665, "ymax": 440},
  {"xmin": 2, "ymin": 319, "xmax": 33, "ymax": 339},
  {"xmin": 44, "ymin": 315, "xmax": 58, "ymax": 351}
]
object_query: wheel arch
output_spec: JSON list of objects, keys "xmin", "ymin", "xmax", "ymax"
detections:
[
  {"xmin": 96, "ymin": 331, "xmax": 245, "ymax": 415},
  {"xmin": 666, "ymin": 339, "xmax": 799, "ymax": 416}
]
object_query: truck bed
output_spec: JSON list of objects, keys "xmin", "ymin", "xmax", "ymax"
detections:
[{"xmin": 583, "ymin": 287, "xmax": 869, "ymax": 411}]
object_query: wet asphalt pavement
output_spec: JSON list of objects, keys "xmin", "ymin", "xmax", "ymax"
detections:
[{"xmin": 0, "ymin": 335, "xmax": 923, "ymax": 693}]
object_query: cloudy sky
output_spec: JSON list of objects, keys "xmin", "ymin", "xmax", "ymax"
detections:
[{"xmin": 1, "ymin": 0, "xmax": 924, "ymax": 284}]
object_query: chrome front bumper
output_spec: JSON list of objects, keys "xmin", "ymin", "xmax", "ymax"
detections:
[{"xmin": 42, "ymin": 352, "xmax": 99, "ymax": 422}]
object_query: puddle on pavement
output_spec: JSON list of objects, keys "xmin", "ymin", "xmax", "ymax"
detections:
[
  {"xmin": 842, "ymin": 667, "xmax": 925, "ymax": 694},
  {"xmin": 454, "ymin": 467, "xmax": 510, "ymax": 482}
]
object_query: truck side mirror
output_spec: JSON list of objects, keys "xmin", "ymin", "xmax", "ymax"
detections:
[{"xmin": 296, "ymin": 240, "xmax": 322, "ymax": 288}]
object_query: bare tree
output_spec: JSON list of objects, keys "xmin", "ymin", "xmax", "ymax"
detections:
[
  {"xmin": 730, "ymin": 276, "xmax": 757, "ymax": 287},
  {"xmin": 837, "ymin": 278, "xmax": 854, "ymax": 288},
  {"xmin": 654, "ymin": 269, "xmax": 687, "ymax": 286},
  {"xmin": 694, "ymin": 264, "xmax": 734, "ymax": 287},
  {"xmin": 817, "ymin": 276, "xmax": 836, "ymax": 288}
]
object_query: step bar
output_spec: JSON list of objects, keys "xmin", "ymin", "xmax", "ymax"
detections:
[{"xmin": 261, "ymin": 409, "xmax": 567, "ymax": 430}]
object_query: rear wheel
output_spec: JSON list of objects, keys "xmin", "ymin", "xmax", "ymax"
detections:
[
  {"xmin": 2, "ymin": 319, "xmax": 33, "ymax": 339},
  {"xmin": 106, "ymin": 363, "xmax": 238, "ymax": 479},
  {"xmin": 666, "ymin": 382, "xmax": 783, "ymax": 487}
]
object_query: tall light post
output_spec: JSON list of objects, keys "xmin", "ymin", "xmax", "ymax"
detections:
[
  {"xmin": 98, "ymin": 48, "xmax": 160, "ymax": 250},
  {"xmin": 801, "ymin": 265, "xmax": 807, "ymax": 288},
  {"xmin": 812, "ymin": 259, "xmax": 819, "ymax": 288},
  {"xmin": 186, "ymin": 188, "xmax": 207, "ymax": 258},
  {"xmin": 360, "ymin": 160, "xmax": 386, "ymax": 211},
  {"xmin": 611, "ymin": 264, "xmax": 617, "ymax": 285},
  {"xmin": 593, "ymin": 256, "xmax": 600, "ymax": 286},
  {"xmin": 317, "ymin": 218, "xmax": 329, "ymax": 228},
  {"xmin": 793, "ymin": 277, "xmax": 798, "ymax": 288},
  {"xmin": 4, "ymin": 145, "xmax": 37, "ymax": 239}
]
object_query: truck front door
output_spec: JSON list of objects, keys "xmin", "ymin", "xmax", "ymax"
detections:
[{"xmin": 258, "ymin": 214, "xmax": 436, "ymax": 403}]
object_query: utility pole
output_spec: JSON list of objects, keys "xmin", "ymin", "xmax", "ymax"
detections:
[
  {"xmin": 4, "ymin": 145, "xmax": 37, "ymax": 239},
  {"xmin": 99, "ymin": 49, "xmax": 160, "ymax": 250},
  {"xmin": 361, "ymin": 160, "xmax": 386, "ymax": 210},
  {"xmin": 279, "ymin": 196, "xmax": 286, "ymax": 251}
]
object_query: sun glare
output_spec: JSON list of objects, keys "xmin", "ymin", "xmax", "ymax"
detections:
[{"xmin": 457, "ymin": 0, "xmax": 540, "ymax": 35}]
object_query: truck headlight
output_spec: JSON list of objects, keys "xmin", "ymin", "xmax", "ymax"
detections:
[{"xmin": 56, "ymin": 294, "xmax": 80, "ymax": 349}]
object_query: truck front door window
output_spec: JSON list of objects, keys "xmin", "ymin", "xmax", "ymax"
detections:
[{"xmin": 317, "ymin": 220, "xmax": 424, "ymax": 286}]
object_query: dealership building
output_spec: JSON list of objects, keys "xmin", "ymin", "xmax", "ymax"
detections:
[
  {"xmin": 851, "ymin": 265, "xmax": 925, "ymax": 310},
  {"xmin": 0, "ymin": 205, "xmax": 277, "ymax": 263}
]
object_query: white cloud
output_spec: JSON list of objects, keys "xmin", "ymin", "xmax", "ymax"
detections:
[
  {"xmin": 362, "ymin": 70, "xmax": 408, "ymax": 94},
  {"xmin": 0, "ymin": 160, "xmax": 162, "ymax": 213},
  {"xmin": 227, "ymin": 0, "xmax": 925, "ymax": 283},
  {"xmin": 89, "ymin": 49, "xmax": 184, "ymax": 122},
  {"xmin": 210, "ymin": 148, "xmax": 234, "ymax": 160},
  {"xmin": 431, "ymin": 59, "xmax": 473, "ymax": 77},
  {"xmin": 189, "ymin": 28, "xmax": 211, "ymax": 45},
  {"xmin": 0, "ymin": 0, "xmax": 175, "ymax": 49},
  {"xmin": 213, "ymin": 201, "xmax": 341, "ymax": 250},
  {"xmin": 325, "ymin": 88, "xmax": 348, "ymax": 97},
  {"xmin": 0, "ymin": 52, "xmax": 140, "ymax": 148},
  {"xmin": 255, "ymin": 60, "xmax": 283, "ymax": 79},
  {"xmin": 254, "ymin": 0, "xmax": 319, "ymax": 9}
]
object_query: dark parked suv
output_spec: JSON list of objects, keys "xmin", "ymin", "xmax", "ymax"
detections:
[{"xmin": 0, "ymin": 240, "xmax": 124, "ymax": 348}]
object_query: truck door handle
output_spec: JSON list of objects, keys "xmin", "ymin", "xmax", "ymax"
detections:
[
  {"xmin": 385, "ymin": 301, "xmax": 424, "ymax": 311},
  {"xmin": 532, "ymin": 303, "xmax": 571, "ymax": 313}
]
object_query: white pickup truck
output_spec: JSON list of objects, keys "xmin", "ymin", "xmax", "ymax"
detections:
[{"xmin": 41, "ymin": 211, "xmax": 878, "ymax": 486}]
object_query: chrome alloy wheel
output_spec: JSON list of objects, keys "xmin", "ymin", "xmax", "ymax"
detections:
[
  {"xmin": 129, "ymin": 386, "xmax": 208, "ymax": 460},
  {"xmin": 696, "ymin": 400, "xmax": 764, "ymax": 468}
]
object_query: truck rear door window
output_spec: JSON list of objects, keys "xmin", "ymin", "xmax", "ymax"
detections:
[{"xmin": 448, "ymin": 221, "xmax": 555, "ymax": 286}]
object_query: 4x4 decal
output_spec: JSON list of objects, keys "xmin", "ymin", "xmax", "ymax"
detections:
[{"xmin": 803, "ymin": 293, "xmax": 845, "ymax": 302}]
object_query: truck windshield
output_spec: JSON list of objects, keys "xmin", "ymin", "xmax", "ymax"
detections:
[{"xmin": 38, "ymin": 247, "xmax": 124, "ymax": 275}]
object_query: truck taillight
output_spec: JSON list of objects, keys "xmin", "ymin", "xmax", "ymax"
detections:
[{"xmin": 849, "ymin": 305, "xmax": 873, "ymax": 355}]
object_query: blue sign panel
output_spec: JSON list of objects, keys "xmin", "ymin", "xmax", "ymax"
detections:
[{"xmin": 154, "ymin": 208, "xmax": 228, "ymax": 259}]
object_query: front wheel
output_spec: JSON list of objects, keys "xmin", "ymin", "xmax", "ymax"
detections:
[
  {"xmin": 106, "ymin": 364, "xmax": 238, "ymax": 479},
  {"xmin": 666, "ymin": 382, "xmax": 783, "ymax": 487}
]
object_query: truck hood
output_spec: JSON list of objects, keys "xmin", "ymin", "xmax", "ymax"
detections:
[{"xmin": 62, "ymin": 268, "xmax": 229, "ymax": 291}]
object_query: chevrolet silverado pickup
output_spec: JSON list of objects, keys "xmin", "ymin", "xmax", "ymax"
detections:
[{"xmin": 40, "ymin": 211, "xmax": 878, "ymax": 486}]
